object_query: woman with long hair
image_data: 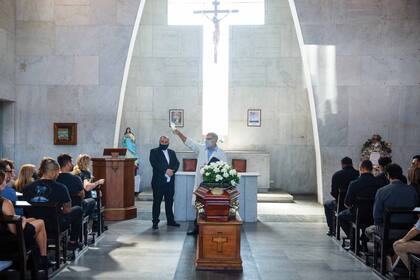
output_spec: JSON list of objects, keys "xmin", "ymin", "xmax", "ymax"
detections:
[
  {"xmin": 14, "ymin": 164, "xmax": 37, "ymax": 192},
  {"xmin": 73, "ymin": 154, "xmax": 104, "ymax": 219}
]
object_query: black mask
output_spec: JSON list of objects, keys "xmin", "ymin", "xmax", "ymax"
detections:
[{"xmin": 159, "ymin": 144, "xmax": 169, "ymax": 150}]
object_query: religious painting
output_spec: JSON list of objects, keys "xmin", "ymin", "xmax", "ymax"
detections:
[
  {"xmin": 54, "ymin": 123, "xmax": 77, "ymax": 145},
  {"xmin": 247, "ymin": 109, "xmax": 261, "ymax": 127},
  {"xmin": 169, "ymin": 109, "xmax": 184, "ymax": 127}
]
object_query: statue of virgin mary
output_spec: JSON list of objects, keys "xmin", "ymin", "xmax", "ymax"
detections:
[{"xmin": 122, "ymin": 127, "xmax": 139, "ymax": 166}]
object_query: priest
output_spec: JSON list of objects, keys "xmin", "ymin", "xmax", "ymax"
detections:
[{"xmin": 173, "ymin": 128, "xmax": 227, "ymax": 235}]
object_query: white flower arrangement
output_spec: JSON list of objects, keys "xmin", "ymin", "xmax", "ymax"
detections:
[{"xmin": 200, "ymin": 161, "xmax": 240, "ymax": 187}]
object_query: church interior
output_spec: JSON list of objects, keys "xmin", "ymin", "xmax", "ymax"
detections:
[{"xmin": 0, "ymin": 0, "xmax": 419, "ymax": 279}]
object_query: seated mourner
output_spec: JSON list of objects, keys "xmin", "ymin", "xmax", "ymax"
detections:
[
  {"xmin": 376, "ymin": 156, "xmax": 407, "ymax": 186},
  {"xmin": 72, "ymin": 154, "xmax": 104, "ymax": 218},
  {"xmin": 365, "ymin": 164, "xmax": 418, "ymax": 240},
  {"xmin": 57, "ymin": 154, "xmax": 95, "ymax": 217},
  {"xmin": 0, "ymin": 160, "xmax": 22, "ymax": 215},
  {"xmin": 324, "ymin": 157, "xmax": 359, "ymax": 236},
  {"xmin": 338, "ymin": 160, "xmax": 382, "ymax": 239},
  {"xmin": 23, "ymin": 157, "xmax": 83, "ymax": 250},
  {"xmin": 393, "ymin": 168, "xmax": 420, "ymax": 277},
  {"xmin": 0, "ymin": 171, "xmax": 50, "ymax": 269}
]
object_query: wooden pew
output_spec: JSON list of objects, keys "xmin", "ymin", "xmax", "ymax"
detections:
[
  {"xmin": 350, "ymin": 197, "xmax": 375, "ymax": 256},
  {"xmin": 24, "ymin": 203, "xmax": 69, "ymax": 270},
  {"xmin": 409, "ymin": 253, "xmax": 420, "ymax": 280},
  {"xmin": 70, "ymin": 195, "xmax": 90, "ymax": 247},
  {"xmin": 335, "ymin": 190, "xmax": 344, "ymax": 241},
  {"xmin": 0, "ymin": 215, "xmax": 38, "ymax": 279},
  {"xmin": 373, "ymin": 208, "xmax": 419, "ymax": 275}
]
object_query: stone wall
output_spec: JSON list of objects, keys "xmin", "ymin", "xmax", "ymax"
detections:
[
  {"xmin": 121, "ymin": 0, "xmax": 317, "ymax": 193},
  {"xmin": 0, "ymin": 0, "xmax": 16, "ymax": 158},
  {"xmin": 11, "ymin": 0, "xmax": 140, "ymax": 166},
  {"xmin": 294, "ymin": 0, "xmax": 420, "ymax": 200}
]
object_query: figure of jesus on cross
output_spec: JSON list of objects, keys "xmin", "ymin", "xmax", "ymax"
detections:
[{"xmin": 168, "ymin": 0, "xmax": 264, "ymax": 137}]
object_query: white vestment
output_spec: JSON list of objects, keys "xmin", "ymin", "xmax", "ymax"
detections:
[{"xmin": 184, "ymin": 138, "xmax": 227, "ymax": 205}]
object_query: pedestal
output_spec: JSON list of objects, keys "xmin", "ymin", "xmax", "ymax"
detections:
[
  {"xmin": 91, "ymin": 157, "xmax": 137, "ymax": 221},
  {"xmin": 196, "ymin": 214, "xmax": 243, "ymax": 271},
  {"xmin": 174, "ymin": 172, "xmax": 196, "ymax": 221}
]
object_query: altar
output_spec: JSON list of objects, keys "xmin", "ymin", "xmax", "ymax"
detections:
[
  {"xmin": 174, "ymin": 172, "xmax": 259, "ymax": 222},
  {"xmin": 174, "ymin": 150, "xmax": 269, "ymax": 191}
]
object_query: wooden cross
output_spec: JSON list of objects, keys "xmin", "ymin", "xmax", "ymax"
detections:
[{"xmin": 212, "ymin": 232, "xmax": 228, "ymax": 253}]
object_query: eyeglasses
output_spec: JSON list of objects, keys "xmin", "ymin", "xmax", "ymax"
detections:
[{"xmin": 5, "ymin": 170, "xmax": 12, "ymax": 173}]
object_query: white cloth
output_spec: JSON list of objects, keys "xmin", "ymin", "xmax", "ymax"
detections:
[
  {"xmin": 184, "ymin": 138, "xmax": 227, "ymax": 205},
  {"xmin": 134, "ymin": 174, "xmax": 141, "ymax": 193},
  {"xmin": 162, "ymin": 149, "xmax": 171, "ymax": 182}
]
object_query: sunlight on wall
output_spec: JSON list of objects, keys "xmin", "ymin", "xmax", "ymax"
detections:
[
  {"xmin": 168, "ymin": 0, "xmax": 264, "ymax": 136},
  {"xmin": 305, "ymin": 45, "xmax": 337, "ymax": 125}
]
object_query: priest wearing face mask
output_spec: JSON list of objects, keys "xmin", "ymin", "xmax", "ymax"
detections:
[
  {"xmin": 149, "ymin": 136, "xmax": 180, "ymax": 230},
  {"xmin": 173, "ymin": 128, "xmax": 227, "ymax": 235}
]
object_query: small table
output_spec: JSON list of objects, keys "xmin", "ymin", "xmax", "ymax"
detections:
[{"xmin": 196, "ymin": 214, "xmax": 243, "ymax": 271}]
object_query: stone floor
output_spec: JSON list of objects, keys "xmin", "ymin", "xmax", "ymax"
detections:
[{"xmin": 54, "ymin": 198, "xmax": 379, "ymax": 280}]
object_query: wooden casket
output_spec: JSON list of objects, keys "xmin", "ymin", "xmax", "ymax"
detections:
[{"xmin": 194, "ymin": 185, "xmax": 240, "ymax": 222}]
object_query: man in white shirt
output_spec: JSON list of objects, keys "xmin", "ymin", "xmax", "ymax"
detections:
[
  {"xmin": 173, "ymin": 129, "xmax": 227, "ymax": 234},
  {"xmin": 149, "ymin": 136, "xmax": 180, "ymax": 229}
]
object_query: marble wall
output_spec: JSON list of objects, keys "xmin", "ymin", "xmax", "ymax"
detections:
[
  {"xmin": 121, "ymin": 0, "xmax": 317, "ymax": 193},
  {"xmin": 293, "ymin": 0, "xmax": 420, "ymax": 201},
  {"xmin": 0, "ymin": 0, "xmax": 16, "ymax": 158},
  {"xmin": 8, "ymin": 0, "xmax": 141, "ymax": 166}
]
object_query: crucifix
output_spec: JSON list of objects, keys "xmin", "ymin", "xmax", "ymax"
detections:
[
  {"xmin": 212, "ymin": 233, "xmax": 228, "ymax": 253},
  {"xmin": 193, "ymin": 1, "xmax": 238, "ymax": 63},
  {"xmin": 168, "ymin": 0, "xmax": 264, "ymax": 136}
]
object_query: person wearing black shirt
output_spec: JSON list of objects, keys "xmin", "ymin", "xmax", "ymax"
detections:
[
  {"xmin": 338, "ymin": 160, "xmax": 382, "ymax": 239},
  {"xmin": 23, "ymin": 157, "xmax": 83, "ymax": 250},
  {"xmin": 376, "ymin": 156, "xmax": 407, "ymax": 186},
  {"xmin": 324, "ymin": 157, "xmax": 359, "ymax": 236},
  {"xmin": 57, "ymin": 154, "xmax": 96, "ymax": 218},
  {"xmin": 149, "ymin": 136, "xmax": 180, "ymax": 229}
]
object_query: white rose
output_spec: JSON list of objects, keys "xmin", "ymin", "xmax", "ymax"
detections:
[
  {"xmin": 215, "ymin": 177, "xmax": 220, "ymax": 182},
  {"xmin": 214, "ymin": 168, "xmax": 220, "ymax": 173},
  {"xmin": 216, "ymin": 175, "xmax": 223, "ymax": 181},
  {"xmin": 223, "ymin": 172, "xmax": 229, "ymax": 178},
  {"xmin": 205, "ymin": 172, "xmax": 210, "ymax": 176},
  {"xmin": 230, "ymin": 180, "xmax": 236, "ymax": 186},
  {"xmin": 221, "ymin": 168, "xmax": 227, "ymax": 173},
  {"xmin": 200, "ymin": 168, "xmax": 205, "ymax": 175}
]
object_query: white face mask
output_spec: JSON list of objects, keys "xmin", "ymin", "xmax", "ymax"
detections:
[{"xmin": 205, "ymin": 139, "xmax": 214, "ymax": 149}]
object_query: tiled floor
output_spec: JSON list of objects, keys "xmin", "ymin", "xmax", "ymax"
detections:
[{"xmin": 55, "ymin": 199, "xmax": 379, "ymax": 280}]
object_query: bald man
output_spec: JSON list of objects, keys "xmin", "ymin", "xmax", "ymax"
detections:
[
  {"xmin": 174, "ymin": 129, "xmax": 227, "ymax": 235},
  {"xmin": 149, "ymin": 136, "xmax": 180, "ymax": 229}
]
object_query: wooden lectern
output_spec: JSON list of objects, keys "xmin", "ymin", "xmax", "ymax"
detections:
[{"xmin": 91, "ymin": 148, "xmax": 137, "ymax": 221}]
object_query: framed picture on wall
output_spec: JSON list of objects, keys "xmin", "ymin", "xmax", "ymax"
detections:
[
  {"xmin": 54, "ymin": 123, "xmax": 77, "ymax": 145},
  {"xmin": 169, "ymin": 109, "xmax": 184, "ymax": 127},
  {"xmin": 247, "ymin": 109, "xmax": 261, "ymax": 127}
]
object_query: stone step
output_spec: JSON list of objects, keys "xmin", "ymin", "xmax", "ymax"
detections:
[
  {"xmin": 257, "ymin": 193, "xmax": 294, "ymax": 203},
  {"xmin": 138, "ymin": 190, "xmax": 294, "ymax": 203}
]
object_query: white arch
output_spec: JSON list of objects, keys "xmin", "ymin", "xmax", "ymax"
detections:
[
  {"xmin": 113, "ymin": 0, "xmax": 324, "ymax": 202},
  {"xmin": 288, "ymin": 0, "xmax": 324, "ymax": 203},
  {"xmin": 113, "ymin": 0, "xmax": 147, "ymax": 147}
]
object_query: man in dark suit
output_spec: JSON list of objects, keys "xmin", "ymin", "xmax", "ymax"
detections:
[
  {"xmin": 324, "ymin": 157, "xmax": 359, "ymax": 236},
  {"xmin": 338, "ymin": 160, "xmax": 382, "ymax": 239},
  {"xmin": 149, "ymin": 136, "xmax": 180, "ymax": 229}
]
